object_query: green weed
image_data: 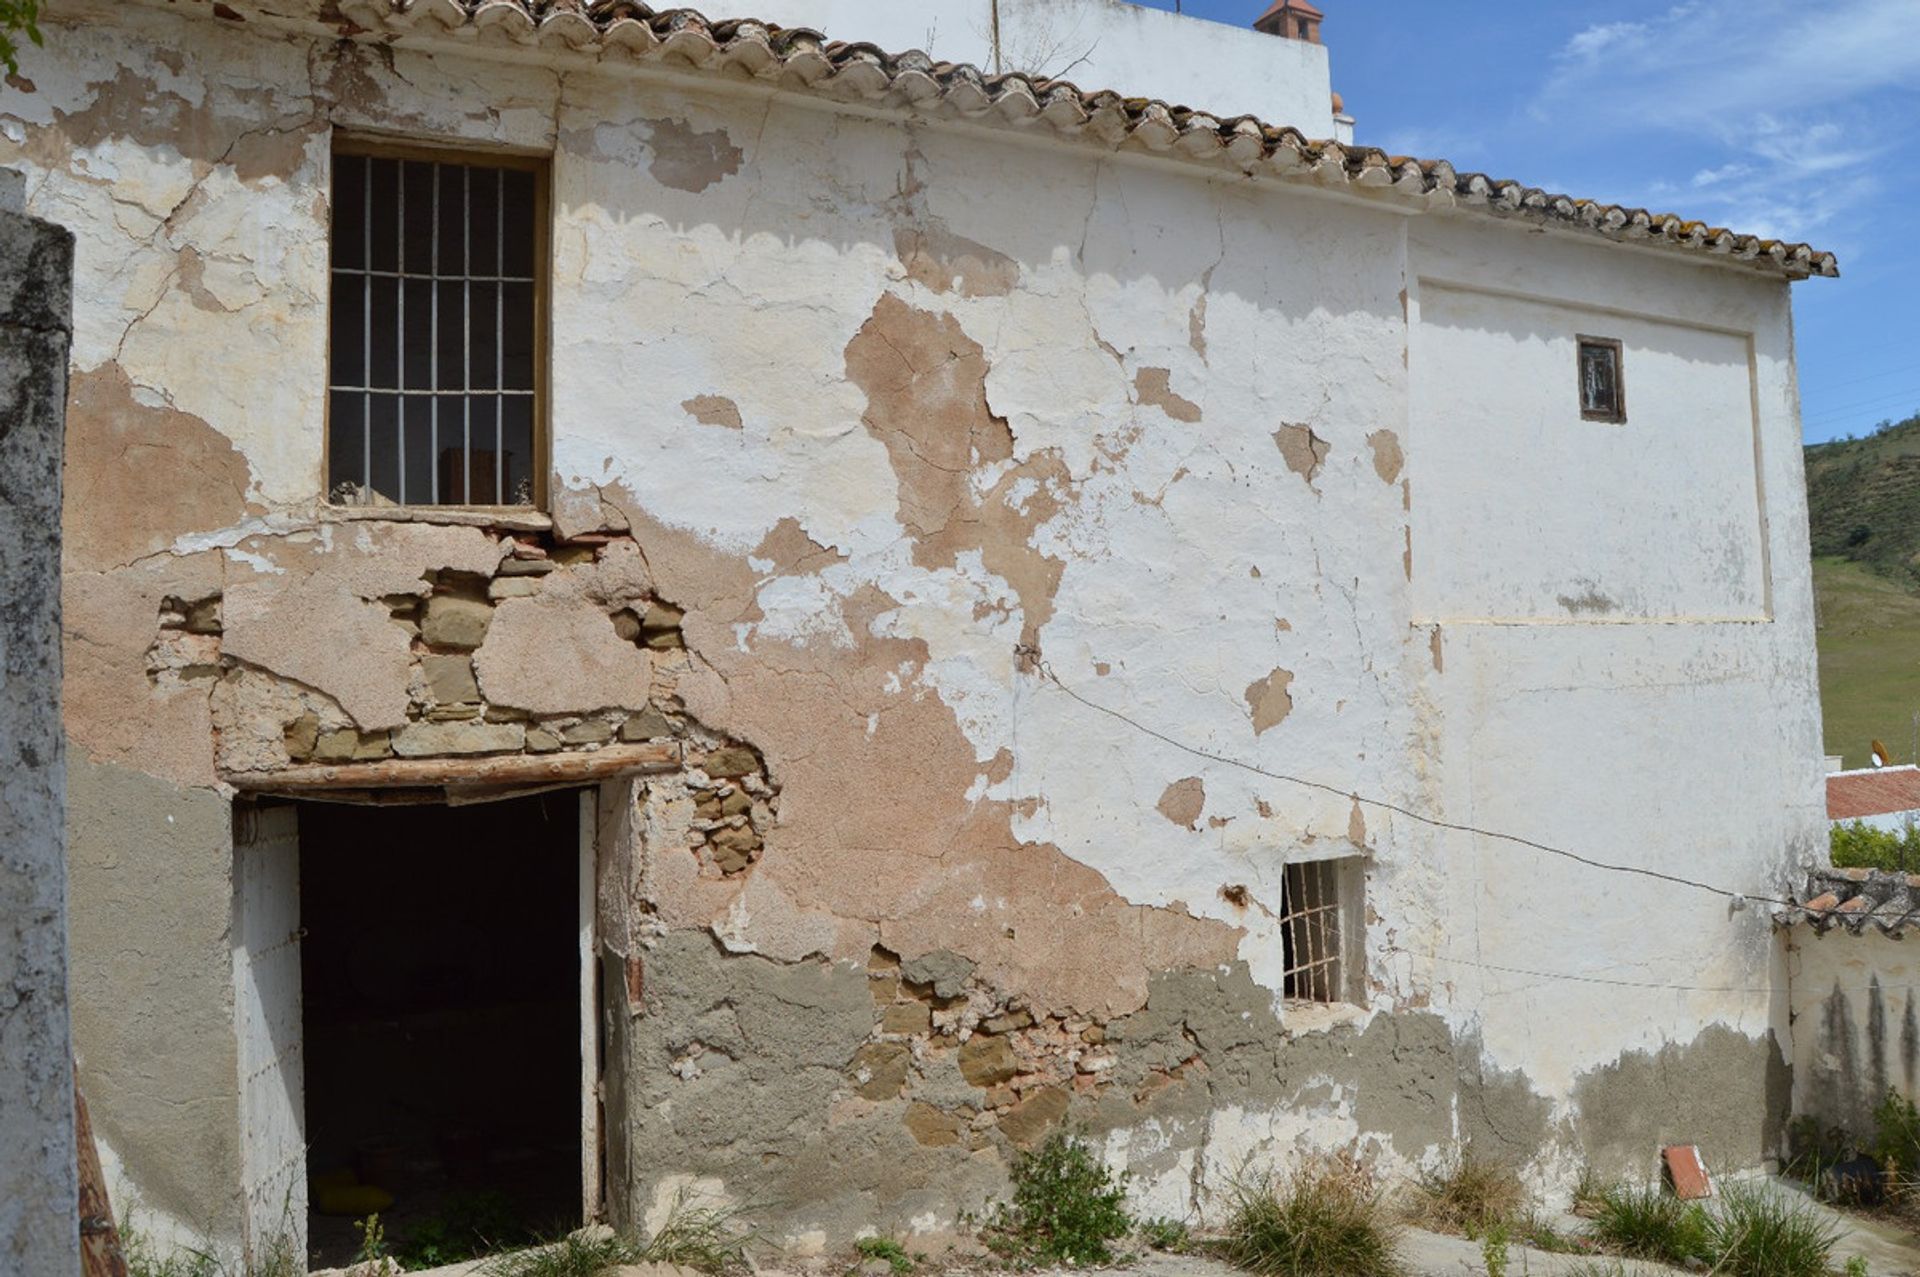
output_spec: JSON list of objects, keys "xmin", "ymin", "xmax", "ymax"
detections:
[
  {"xmin": 1703, "ymin": 1182, "xmax": 1842, "ymax": 1277},
  {"xmin": 853, "ymin": 1236, "xmax": 916, "ymax": 1274},
  {"xmin": 1479, "ymin": 1222, "xmax": 1509, "ymax": 1277},
  {"xmin": 1216, "ymin": 1156, "xmax": 1402, "ymax": 1277},
  {"xmin": 982, "ymin": 1130, "xmax": 1134, "ymax": 1268},
  {"xmin": 1141, "ymin": 1216, "xmax": 1192, "ymax": 1252},
  {"xmin": 478, "ymin": 1232, "xmax": 642, "ymax": 1277},
  {"xmin": 1586, "ymin": 1183, "xmax": 1710, "ymax": 1266}
]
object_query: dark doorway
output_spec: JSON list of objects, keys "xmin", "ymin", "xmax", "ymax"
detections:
[{"xmin": 299, "ymin": 792, "xmax": 582, "ymax": 1268}]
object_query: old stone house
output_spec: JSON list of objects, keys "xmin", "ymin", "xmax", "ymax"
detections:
[{"xmin": 4, "ymin": 0, "xmax": 1839, "ymax": 1267}]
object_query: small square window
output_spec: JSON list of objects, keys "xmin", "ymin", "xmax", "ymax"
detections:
[
  {"xmin": 328, "ymin": 144, "xmax": 547, "ymax": 508},
  {"xmin": 1280, "ymin": 858, "xmax": 1356, "ymax": 1005},
  {"xmin": 1578, "ymin": 336, "xmax": 1626, "ymax": 423}
]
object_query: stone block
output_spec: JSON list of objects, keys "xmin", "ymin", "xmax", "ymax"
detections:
[
  {"xmin": 998, "ymin": 1086, "xmax": 1070, "ymax": 1148},
  {"xmin": 392, "ymin": 721, "xmax": 524, "ymax": 757},
  {"xmin": 526, "ymin": 727, "xmax": 563, "ymax": 754},
  {"xmin": 496, "ymin": 555, "xmax": 555, "ymax": 577},
  {"xmin": 882, "ymin": 1002, "xmax": 932, "ymax": 1036},
  {"xmin": 420, "ymin": 594, "xmax": 494, "ymax": 649},
  {"xmin": 982, "ymin": 1009, "xmax": 1034, "ymax": 1035},
  {"xmin": 904, "ymin": 1101, "xmax": 964, "ymax": 1148},
  {"xmin": 620, "ymin": 707, "xmax": 674, "ymax": 741},
  {"xmin": 959, "ymin": 1036, "xmax": 1018, "ymax": 1088},
  {"xmin": 612, "ymin": 609, "xmax": 643, "ymax": 643},
  {"xmin": 283, "ymin": 713, "xmax": 320, "ymax": 761},
  {"xmin": 562, "ymin": 719, "xmax": 614, "ymax": 745},
  {"xmin": 315, "ymin": 729, "xmax": 394, "ymax": 763},
  {"xmin": 487, "ymin": 576, "xmax": 544, "ymax": 600},
  {"xmin": 641, "ymin": 602, "xmax": 685, "ymax": 649},
  {"xmin": 703, "ymin": 746, "xmax": 758, "ymax": 778},
  {"xmin": 710, "ymin": 826, "xmax": 762, "ymax": 874},
  {"xmin": 850, "ymin": 1042, "xmax": 911, "ymax": 1100},
  {"xmin": 422, "ymin": 654, "xmax": 480, "ymax": 705}
]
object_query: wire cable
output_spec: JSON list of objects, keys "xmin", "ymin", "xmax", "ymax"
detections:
[{"xmin": 1025, "ymin": 654, "xmax": 1802, "ymax": 911}]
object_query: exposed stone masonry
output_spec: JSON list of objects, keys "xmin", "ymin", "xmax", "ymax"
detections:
[{"xmin": 154, "ymin": 523, "xmax": 777, "ymax": 875}]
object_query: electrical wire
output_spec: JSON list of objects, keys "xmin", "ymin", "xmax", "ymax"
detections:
[{"xmin": 1025, "ymin": 654, "xmax": 1803, "ymax": 911}]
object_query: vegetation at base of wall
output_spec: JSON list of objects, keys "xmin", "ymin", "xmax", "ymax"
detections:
[
  {"xmin": 1830, "ymin": 820, "xmax": 1920, "ymax": 873},
  {"xmin": 1215, "ymin": 1156, "xmax": 1403, "ymax": 1277},
  {"xmin": 1478, "ymin": 1222, "xmax": 1509, "ymax": 1277},
  {"xmin": 851, "ymin": 1236, "xmax": 918, "ymax": 1274},
  {"xmin": 0, "ymin": 0, "xmax": 40, "ymax": 77},
  {"xmin": 478, "ymin": 1232, "xmax": 643, "ymax": 1277},
  {"xmin": 119, "ymin": 1218, "xmax": 302, "ymax": 1277},
  {"xmin": 1585, "ymin": 1183, "xmax": 1712, "ymax": 1265},
  {"xmin": 1874, "ymin": 1087, "xmax": 1920, "ymax": 1183},
  {"xmin": 1141, "ymin": 1216, "xmax": 1193, "ymax": 1253},
  {"xmin": 1408, "ymin": 1151, "xmax": 1528, "ymax": 1238},
  {"xmin": 477, "ymin": 1197, "xmax": 749, "ymax": 1277},
  {"xmin": 980, "ymin": 1130, "xmax": 1134, "ymax": 1268},
  {"xmin": 1704, "ymin": 1182, "xmax": 1842, "ymax": 1277},
  {"xmin": 638, "ymin": 1190, "xmax": 753, "ymax": 1272},
  {"xmin": 1583, "ymin": 1178, "xmax": 1840, "ymax": 1277}
]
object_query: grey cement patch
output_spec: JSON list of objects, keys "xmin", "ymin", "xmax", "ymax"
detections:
[
  {"xmin": 626, "ymin": 932, "xmax": 1008, "ymax": 1242},
  {"xmin": 66, "ymin": 751, "xmax": 244, "ymax": 1245},
  {"xmin": 1571, "ymin": 1023, "xmax": 1789, "ymax": 1179}
]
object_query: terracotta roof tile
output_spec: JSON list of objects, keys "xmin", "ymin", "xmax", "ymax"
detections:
[
  {"xmin": 1827, "ymin": 767, "xmax": 1920, "ymax": 821},
  {"xmin": 1778, "ymin": 868, "xmax": 1920, "ymax": 937},
  {"xmin": 282, "ymin": 0, "xmax": 1841, "ymax": 280}
]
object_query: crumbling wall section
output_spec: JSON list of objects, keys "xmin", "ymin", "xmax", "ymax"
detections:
[{"xmin": 0, "ymin": 167, "xmax": 79, "ymax": 1277}]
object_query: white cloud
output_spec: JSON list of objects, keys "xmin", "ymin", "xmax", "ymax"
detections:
[
  {"xmin": 1559, "ymin": 20, "xmax": 1647, "ymax": 65},
  {"xmin": 1520, "ymin": 0, "xmax": 1916, "ymax": 243},
  {"xmin": 1537, "ymin": 0, "xmax": 1920, "ymax": 122}
]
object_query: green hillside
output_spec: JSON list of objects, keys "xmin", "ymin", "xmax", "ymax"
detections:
[{"xmin": 1806, "ymin": 410, "xmax": 1920, "ymax": 768}]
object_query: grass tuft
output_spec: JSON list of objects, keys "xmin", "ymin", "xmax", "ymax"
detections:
[
  {"xmin": 478, "ymin": 1233, "xmax": 641, "ymax": 1277},
  {"xmin": 1703, "ymin": 1182, "xmax": 1842, "ymax": 1277},
  {"xmin": 1141, "ymin": 1216, "xmax": 1192, "ymax": 1253},
  {"xmin": 1409, "ymin": 1152, "xmax": 1527, "ymax": 1238},
  {"xmin": 852, "ymin": 1236, "xmax": 916, "ymax": 1274},
  {"xmin": 637, "ymin": 1191, "xmax": 751, "ymax": 1272},
  {"xmin": 1216, "ymin": 1156, "xmax": 1403, "ymax": 1277},
  {"xmin": 1586, "ymin": 1183, "xmax": 1711, "ymax": 1265},
  {"xmin": 982, "ymin": 1130, "xmax": 1134, "ymax": 1268}
]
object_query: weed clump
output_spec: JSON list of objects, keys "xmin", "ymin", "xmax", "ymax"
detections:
[
  {"xmin": 1217, "ymin": 1156, "xmax": 1402, "ymax": 1277},
  {"xmin": 1582, "ymin": 1177, "xmax": 1840, "ymax": 1277},
  {"xmin": 1141, "ymin": 1216, "xmax": 1192, "ymax": 1252},
  {"xmin": 478, "ymin": 1232, "xmax": 641, "ymax": 1277},
  {"xmin": 852, "ymin": 1236, "xmax": 916, "ymax": 1273},
  {"xmin": 1410, "ymin": 1152, "xmax": 1527, "ymax": 1238},
  {"xmin": 1703, "ymin": 1183, "xmax": 1841, "ymax": 1277},
  {"xmin": 1586, "ymin": 1183, "xmax": 1710, "ymax": 1265},
  {"xmin": 982, "ymin": 1130, "xmax": 1134, "ymax": 1267}
]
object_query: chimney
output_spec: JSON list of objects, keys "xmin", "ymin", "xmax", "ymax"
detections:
[{"xmin": 1253, "ymin": 0, "xmax": 1324, "ymax": 43}]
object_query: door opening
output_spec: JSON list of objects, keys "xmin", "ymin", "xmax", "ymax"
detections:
[{"xmin": 294, "ymin": 791, "xmax": 589, "ymax": 1268}]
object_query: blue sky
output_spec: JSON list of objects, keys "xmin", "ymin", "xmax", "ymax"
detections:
[{"xmin": 1134, "ymin": 0, "xmax": 1920, "ymax": 444}]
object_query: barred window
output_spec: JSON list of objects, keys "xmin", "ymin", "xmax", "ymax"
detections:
[
  {"xmin": 328, "ymin": 146, "xmax": 545, "ymax": 507},
  {"xmin": 1577, "ymin": 335, "xmax": 1626, "ymax": 424},
  {"xmin": 1280, "ymin": 858, "xmax": 1355, "ymax": 1005}
]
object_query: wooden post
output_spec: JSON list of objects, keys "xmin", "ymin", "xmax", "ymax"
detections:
[{"xmin": 76, "ymin": 1084, "xmax": 128, "ymax": 1277}]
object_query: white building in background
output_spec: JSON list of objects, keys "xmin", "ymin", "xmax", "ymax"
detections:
[{"xmin": 3, "ymin": 0, "xmax": 1838, "ymax": 1269}]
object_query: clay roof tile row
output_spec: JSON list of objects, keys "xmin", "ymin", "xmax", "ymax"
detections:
[
  {"xmin": 1777, "ymin": 867, "xmax": 1920, "ymax": 937},
  {"xmin": 1827, "ymin": 767, "xmax": 1920, "ymax": 821},
  {"xmin": 307, "ymin": 0, "xmax": 1839, "ymax": 280}
]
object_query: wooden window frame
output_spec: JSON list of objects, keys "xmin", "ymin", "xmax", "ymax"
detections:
[
  {"xmin": 324, "ymin": 136, "xmax": 552, "ymax": 513},
  {"xmin": 1576, "ymin": 334, "xmax": 1627, "ymax": 425}
]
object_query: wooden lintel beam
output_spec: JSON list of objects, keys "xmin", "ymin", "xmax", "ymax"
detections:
[{"xmin": 224, "ymin": 742, "xmax": 680, "ymax": 792}]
